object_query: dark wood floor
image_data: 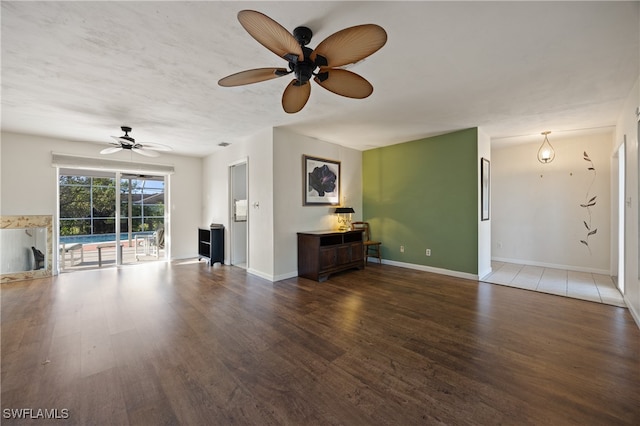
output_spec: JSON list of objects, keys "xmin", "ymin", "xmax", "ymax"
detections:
[{"xmin": 2, "ymin": 261, "xmax": 639, "ymax": 425}]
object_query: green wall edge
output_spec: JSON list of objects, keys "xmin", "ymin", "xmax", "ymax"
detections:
[{"xmin": 363, "ymin": 128, "xmax": 479, "ymax": 274}]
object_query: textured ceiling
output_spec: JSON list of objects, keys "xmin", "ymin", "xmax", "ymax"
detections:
[{"xmin": 1, "ymin": 1, "xmax": 638, "ymax": 157}]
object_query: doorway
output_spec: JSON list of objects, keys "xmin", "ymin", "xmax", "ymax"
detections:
[
  {"xmin": 58, "ymin": 168, "xmax": 167, "ymax": 271},
  {"xmin": 229, "ymin": 160, "xmax": 248, "ymax": 268},
  {"xmin": 617, "ymin": 141, "xmax": 626, "ymax": 293},
  {"xmin": 119, "ymin": 174, "xmax": 166, "ymax": 265}
]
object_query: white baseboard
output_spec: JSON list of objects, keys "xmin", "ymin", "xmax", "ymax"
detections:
[
  {"xmin": 273, "ymin": 271, "xmax": 298, "ymax": 281},
  {"xmin": 262, "ymin": 259, "xmax": 478, "ymax": 283},
  {"xmin": 478, "ymin": 267, "xmax": 493, "ymax": 281},
  {"xmin": 246, "ymin": 268, "xmax": 274, "ymax": 282},
  {"xmin": 381, "ymin": 259, "xmax": 479, "ymax": 281},
  {"xmin": 492, "ymin": 256, "xmax": 610, "ymax": 275},
  {"xmin": 245, "ymin": 268, "xmax": 297, "ymax": 282},
  {"xmin": 624, "ymin": 294, "xmax": 640, "ymax": 329}
]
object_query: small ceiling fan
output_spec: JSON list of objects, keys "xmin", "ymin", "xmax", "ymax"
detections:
[
  {"xmin": 218, "ymin": 10, "xmax": 387, "ymax": 113},
  {"xmin": 100, "ymin": 126, "xmax": 172, "ymax": 158}
]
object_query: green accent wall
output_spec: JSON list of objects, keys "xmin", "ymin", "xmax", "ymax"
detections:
[{"xmin": 362, "ymin": 128, "xmax": 478, "ymax": 274}]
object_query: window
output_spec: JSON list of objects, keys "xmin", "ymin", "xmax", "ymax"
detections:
[
  {"xmin": 120, "ymin": 176, "xmax": 165, "ymax": 233},
  {"xmin": 59, "ymin": 175, "xmax": 116, "ymax": 237},
  {"xmin": 59, "ymin": 173, "xmax": 165, "ymax": 237}
]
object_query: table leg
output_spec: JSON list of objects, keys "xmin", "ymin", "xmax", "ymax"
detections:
[{"xmin": 60, "ymin": 247, "xmax": 66, "ymax": 270}]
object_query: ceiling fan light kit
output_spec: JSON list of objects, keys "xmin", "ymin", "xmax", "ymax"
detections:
[{"xmin": 218, "ymin": 10, "xmax": 387, "ymax": 113}]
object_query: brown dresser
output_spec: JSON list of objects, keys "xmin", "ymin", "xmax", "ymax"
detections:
[{"xmin": 297, "ymin": 230, "xmax": 364, "ymax": 282}]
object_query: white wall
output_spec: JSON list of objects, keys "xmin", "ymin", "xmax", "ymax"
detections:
[
  {"xmin": 1, "ymin": 133, "xmax": 58, "ymax": 216},
  {"xmin": 492, "ymin": 132, "xmax": 612, "ymax": 273},
  {"xmin": 201, "ymin": 127, "xmax": 274, "ymax": 279},
  {"xmin": 614, "ymin": 76, "xmax": 639, "ymax": 326},
  {"xmin": 201, "ymin": 127, "xmax": 363, "ymax": 281},
  {"xmin": 0, "ymin": 132, "xmax": 202, "ymax": 263},
  {"xmin": 272, "ymin": 128, "xmax": 363, "ymax": 280},
  {"xmin": 477, "ymin": 127, "xmax": 491, "ymax": 278}
]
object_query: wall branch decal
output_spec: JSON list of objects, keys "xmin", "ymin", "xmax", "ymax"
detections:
[{"xmin": 579, "ymin": 151, "xmax": 597, "ymax": 254}]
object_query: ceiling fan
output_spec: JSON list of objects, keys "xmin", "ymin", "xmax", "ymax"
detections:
[
  {"xmin": 100, "ymin": 126, "xmax": 172, "ymax": 158},
  {"xmin": 218, "ymin": 10, "xmax": 387, "ymax": 113}
]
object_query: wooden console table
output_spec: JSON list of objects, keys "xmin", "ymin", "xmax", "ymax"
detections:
[{"xmin": 297, "ymin": 230, "xmax": 364, "ymax": 282}]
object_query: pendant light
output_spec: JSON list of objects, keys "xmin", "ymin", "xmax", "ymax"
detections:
[{"xmin": 537, "ymin": 131, "xmax": 555, "ymax": 164}]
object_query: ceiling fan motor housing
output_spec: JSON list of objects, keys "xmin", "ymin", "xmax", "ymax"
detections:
[
  {"xmin": 293, "ymin": 26, "xmax": 312, "ymax": 46},
  {"xmin": 120, "ymin": 126, "xmax": 135, "ymax": 144},
  {"xmin": 292, "ymin": 46, "xmax": 316, "ymax": 84},
  {"xmin": 289, "ymin": 27, "xmax": 329, "ymax": 85}
]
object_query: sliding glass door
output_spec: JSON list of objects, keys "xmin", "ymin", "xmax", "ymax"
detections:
[
  {"xmin": 58, "ymin": 169, "xmax": 166, "ymax": 271},
  {"xmin": 120, "ymin": 174, "xmax": 166, "ymax": 264}
]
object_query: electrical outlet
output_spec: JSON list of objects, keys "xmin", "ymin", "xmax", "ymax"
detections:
[
  {"xmin": 426, "ymin": 249, "xmax": 431, "ymax": 256},
  {"xmin": 400, "ymin": 245, "xmax": 404, "ymax": 253}
]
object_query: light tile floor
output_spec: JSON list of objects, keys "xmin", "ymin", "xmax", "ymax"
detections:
[{"xmin": 482, "ymin": 261, "xmax": 626, "ymax": 307}]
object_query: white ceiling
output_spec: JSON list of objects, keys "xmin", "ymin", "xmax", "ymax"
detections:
[{"xmin": 2, "ymin": 1, "xmax": 638, "ymax": 157}]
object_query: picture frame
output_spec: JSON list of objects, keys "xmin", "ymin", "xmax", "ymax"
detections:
[
  {"xmin": 303, "ymin": 155, "xmax": 340, "ymax": 206},
  {"xmin": 481, "ymin": 157, "xmax": 490, "ymax": 221}
]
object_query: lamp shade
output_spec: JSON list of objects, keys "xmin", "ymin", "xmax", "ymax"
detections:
[{"xmin": 334, "ymin": 207, "xmax": 355, "ymax": 214}]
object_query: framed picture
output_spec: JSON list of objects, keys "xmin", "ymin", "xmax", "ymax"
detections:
[
  {"xmin": 303, "ymin": 155, "xmax": 340, "ymax": 205},
  {"xmin": 481, "ymin": 157, "xmax": 490, "ymax": 221}
]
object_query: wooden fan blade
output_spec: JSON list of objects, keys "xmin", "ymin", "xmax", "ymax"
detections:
[
  {"xmin": 132, "ymin": 147, "xmax": 160, "ymax": 158},
  {"xmin": 282, "ymin": 79, "xmax": 311, "ymax": 114},
  {"xmin": 314, "ymin": 69, "xmax": 373, "ymax": 99},
  {"xmin": 138, "ymin": 143, "xmax": 172, "ymax": 152},
  {"xmin": 237, "ymin": 10, "xmax": 303, "ymax": 61},
  {"xmin": 310, "ymin": 24, "xmax": 387, "ymax": 68},
  {"xmin": 218, "ymin": 68, "xmax": 288, "ymax": 87},
  {"xmin": 100, "ymin": 146, "xmax": 122, "ymax": 155}
]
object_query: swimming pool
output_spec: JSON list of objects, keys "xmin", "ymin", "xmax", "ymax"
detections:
[{"xmin": 60, "ymin": 232, "xmax": 153, "ymax": 245}]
